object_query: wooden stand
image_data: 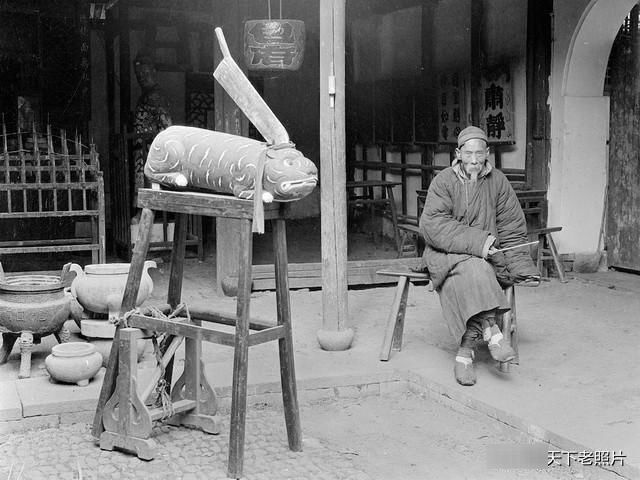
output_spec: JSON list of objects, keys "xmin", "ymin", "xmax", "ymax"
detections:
[{"xmin": 93, "ymin": 188, "xmax": 302, "ymax": 479}]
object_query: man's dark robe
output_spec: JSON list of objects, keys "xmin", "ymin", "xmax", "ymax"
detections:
[{"xmin": 419, "ymin": 160, "xmax": 539, "ymax": 340}]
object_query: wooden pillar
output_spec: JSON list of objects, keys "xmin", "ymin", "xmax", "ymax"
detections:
[
  {"xmin": 526, "ymin": 0, "xmax": 552, "ymax": 190},
  {"xmin": 118, "ymin": 0, "xmax": 131, "ymax": 131},
  {"xmin": 105, "ymin": 13, "xmax": 116, "ymax": 135},
  {"xmin": 470, "ymin": 0, "xmax": 483, "ymax": 126},
  {"xmin": 213, "ymin": 0, "xmax": 249, "ymax": 295},
  {"xmin": 317, "ymin": 0, "xmax": 353, "ymax": 351}
]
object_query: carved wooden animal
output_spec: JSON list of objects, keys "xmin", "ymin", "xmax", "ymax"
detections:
[{"xmin": 144, "ymin": 125, "xmax": 317, "ymax": 202}]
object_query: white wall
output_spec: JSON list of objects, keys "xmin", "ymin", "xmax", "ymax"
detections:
[{"xmin": 549, "ymin": 0, "xmax": 637, "ymax": 254}]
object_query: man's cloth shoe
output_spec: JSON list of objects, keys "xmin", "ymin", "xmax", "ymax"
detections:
[
  {"xmin": 484, "ymin": 324, "xmax": 516, "ymax": 362},
  {"xmin": 454, "ymin": 347, "xmax": 476, "ymax": 386}
]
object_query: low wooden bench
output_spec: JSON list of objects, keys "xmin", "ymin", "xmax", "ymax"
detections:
[{"xmin": 377, "ymin": 269, "xmax": 527, "ymax": 373}]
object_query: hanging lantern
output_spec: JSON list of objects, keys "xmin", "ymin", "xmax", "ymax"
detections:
[{"xmin": 244, "ymin": 1, "xmax": 305, "ymax": 71}]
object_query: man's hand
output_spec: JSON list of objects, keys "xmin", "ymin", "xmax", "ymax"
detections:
[{"xmin": 482, "ymin": 234, "xmax": 497, "ymax": 259}]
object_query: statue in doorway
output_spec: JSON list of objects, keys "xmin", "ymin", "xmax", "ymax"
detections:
[{"xmin": 131, "ymin": 49, "xmax": 173, "ymax": 218}]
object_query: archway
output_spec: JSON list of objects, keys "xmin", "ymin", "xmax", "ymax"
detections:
[{"xmin": 548, "ymin": 0, "xmax": 637, "ymax": 257}]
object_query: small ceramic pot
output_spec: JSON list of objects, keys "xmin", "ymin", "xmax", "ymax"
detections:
[
  {"xmin": 69, "ymin": 262, "xmax": 156, "ymax": 319},
  {"xmin": 45, "ymin": 342, "xmax": 103, "ymax": 386}
]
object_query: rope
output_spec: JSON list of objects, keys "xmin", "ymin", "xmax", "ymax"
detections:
[
  {"xmin": 252, "ymin": 147, "xmax": 268, "ymax": 234},
  {"xmin": 151, "ymin": 335, "xmax": 174, "ymax": 421},
  {"xmin": 121, "ymin": 303, "xmax": 191, "ymax": 422},
  {"xmin": 115, "ymin": 308, "xmax": 137, "ymax": 328}
]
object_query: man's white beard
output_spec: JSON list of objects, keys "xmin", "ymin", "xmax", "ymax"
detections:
[{"xmin": 470, "ymin": 170, "xmax": 478, "ymax": 183}]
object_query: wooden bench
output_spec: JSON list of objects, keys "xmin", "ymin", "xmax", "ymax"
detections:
[
  {"xmin": 377, "ymin": 269, "xmax": 532, "ymax": 373},
  {"xmin": 0, "ymin": 124, "xmax": 106, "ymax": 264}
]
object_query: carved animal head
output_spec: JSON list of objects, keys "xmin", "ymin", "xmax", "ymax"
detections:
[{"xmin": 263, "ymin": 146, "xmax": 317, "ymax": 201}]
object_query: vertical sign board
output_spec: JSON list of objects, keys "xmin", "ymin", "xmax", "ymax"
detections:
[
  {"xmin": 244, "ymin": 19, "xmax": 305, "ymax": 71},
  {"xmin": 79, "ymin": 10, "xmax": 91, "ymax": 122},
  {"xmin": 438, "ymin": 71, "xmax": 470, "ymax": 144},
  {"xmin": 479, "ymin": 67, "xmax": 514, "ymax": 143}
]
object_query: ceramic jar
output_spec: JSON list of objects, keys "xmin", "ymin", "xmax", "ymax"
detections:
[
  {"xmin": 45, "ymin": 342, "xmax": 103, "ymax": 386},
  {"xmin": 69, "ymin": 261, "xmax": 156, "ymax": 319}
]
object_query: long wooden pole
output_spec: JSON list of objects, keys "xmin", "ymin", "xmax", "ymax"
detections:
[{"xmin": 317, "ymin": 0, "xmax": 353, "ymax": 351}]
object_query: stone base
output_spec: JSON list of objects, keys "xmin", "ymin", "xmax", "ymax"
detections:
[{"xmin": 316, "ymin": 328, "xmax": 354, "ymax": 351}]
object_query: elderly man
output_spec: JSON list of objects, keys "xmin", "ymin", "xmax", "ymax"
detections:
[{"xmin": 419, "ymin": 126, "xmax": 539, "ymax": 386}]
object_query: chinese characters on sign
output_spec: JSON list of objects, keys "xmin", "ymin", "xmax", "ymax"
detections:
[
  {"xmin": 438, "ymin": 71, "xmax": 469, "ymax": 143},
  {"xmin": 79, "ymin": 11, "xmax": 91, "ymax": 118},
  {"xmin": 244, "ymin": 19, "xmax": 305, "ymax": 71},
  {"xmin": 548, "ymin": 450, "xmax": 626, "ymax": 467},
  {"xmin": 479, "ymin": 66, "xmax": 514, "ymax": 143}
]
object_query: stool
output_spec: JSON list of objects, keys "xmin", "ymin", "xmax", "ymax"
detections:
[
  {"xmin": 346, "ymin": 180, "xmax": 402, "ymax": 254},
  {"xmin": 92, "ymin": 188, "xmax": 302, "ymax": 479},
  {"xmin": 377, "ymin": 269, "xmax": 520, "ymax": 373},
  {"xmin": 397, "ymin": 222, "xmax": 424, "ymax": 257},
  {"xmin": 529, "ymin": 226, "xmax": 567, "ymax": 283}
]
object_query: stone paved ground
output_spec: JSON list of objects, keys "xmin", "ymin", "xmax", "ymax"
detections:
[
  {"xmin": 0, "ymin": 408, "xmax": 368, "ymax": 480},
  {"xmin": 0, "ymin": 391, "xmax": 622, "ymax": 480}
]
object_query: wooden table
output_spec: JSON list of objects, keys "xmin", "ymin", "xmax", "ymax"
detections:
[{"xmin": 346, "ymin": 180, "xmax": 402, "ymax": 254}]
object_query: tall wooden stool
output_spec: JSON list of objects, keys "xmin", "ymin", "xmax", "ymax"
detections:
[
  {"xmin": 92, "ymin": 188, "xmax": 302, "ymax": 479},
  {"xmin": 529, "ymin": 226, "xmax": 567, "ymax": 282},
  {"xmin": 377, "ymin": 269, "xmax": 521, "ymax": 373}
]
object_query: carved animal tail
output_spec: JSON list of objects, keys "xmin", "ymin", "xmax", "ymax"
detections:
[{"xmin": 252, "ymin": 142, "xmax": 296, "ymax": 234}]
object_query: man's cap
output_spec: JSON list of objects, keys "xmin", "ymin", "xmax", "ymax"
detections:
[{"xmin": 457, "ymin": 126, "xmax": 488, "ymax": 147}]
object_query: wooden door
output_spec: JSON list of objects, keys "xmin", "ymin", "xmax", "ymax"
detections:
[{"xmin": 607, "ymin": 5, "xmax": 640, "ymax": 270}]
